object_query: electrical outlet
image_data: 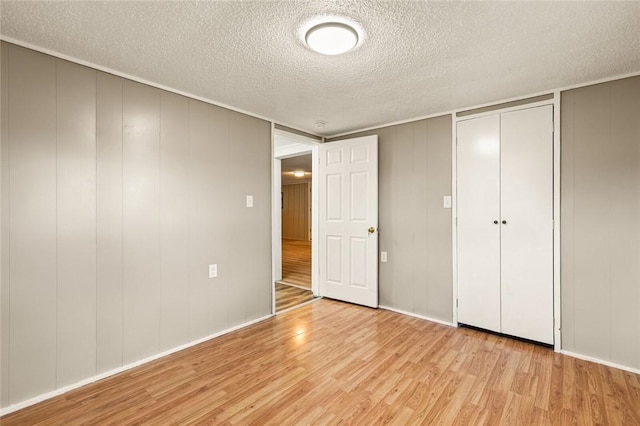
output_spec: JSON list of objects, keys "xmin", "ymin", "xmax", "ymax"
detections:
[
  {"xmin": 443, "ymin": 196, "xmax": 452, "ymax": 209},
  {"xmin": 246, "ymin": 195, "xmax": 253, "ymax": 208},
  {"xmin": 381, "ymin": 251, "xmax": 388, "ymax": 263},
  {"xmin": 209, "ymin": 264, "xmax": 218, "ymax": 278}
]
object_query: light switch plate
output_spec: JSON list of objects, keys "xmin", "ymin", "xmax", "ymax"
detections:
[
  {"xmin": 443, "ymin": 195, "xmax": 452, "ymax": 209},
  {"xmin": 381, "ymin": 251, "xmax": 388, "ymax": 263},
  {"xmin": 209, "ymin": 264, "xmax": 218, "ymax": 278},
  {"xmin": 246, "ymin": 195, "xmax": 253, "ymax": 208}
]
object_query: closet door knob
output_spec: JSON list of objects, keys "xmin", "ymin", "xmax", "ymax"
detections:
[
  {"xmin": 502, "ymin": 220, "xmax": 507, "ymax": 224},
  {"xmin": 493, "ymin": 220, "xmax": 498, "ymax": 224}
]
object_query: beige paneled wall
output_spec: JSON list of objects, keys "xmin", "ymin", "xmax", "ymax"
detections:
[
  {"xmin": 0, "ymin": 40, "xmax": 8, "ymax": 408},
  {"xmin": 96, "ymin": 72, "xmax": 124, "ymax": 374},
  {"xmin": 328, "ymin": 115, "xmax": 453, "ymax": 322},
  {"xmin": 0, "ymin": 42, "xmax": 272, "ymax": 408},
  {"xmin": 282, "ymin": 183, "xmax": 310, "ymax": 240},
  {"xmin": 56, "ymin": 57, "xmax": 98, "ymax": 388},
  {"xmin": 561, "ymin": 76, "xmax": 640, "ymax": 370}
]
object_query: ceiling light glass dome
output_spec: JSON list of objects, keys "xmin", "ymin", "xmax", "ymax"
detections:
[{"xmin": 305, "ymin": 22, "xmax": 358, "ymax": 55}]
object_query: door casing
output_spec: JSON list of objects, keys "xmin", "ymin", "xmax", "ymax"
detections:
[
  {"xmin": 272, "ymin": 128, "xmax": 320, "ymax": 314},
  {"xmin": 452, "ymin": 96, "xmax": 562, "ymax": 350}
]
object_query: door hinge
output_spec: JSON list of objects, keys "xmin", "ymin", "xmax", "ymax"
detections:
[
  {"xmin": 456, "ymin": 298, "xmax": 458, "ymax": 308},
  {"xmin": 552, "ymin": 220, "xmax": 555, "ymax": 230}
]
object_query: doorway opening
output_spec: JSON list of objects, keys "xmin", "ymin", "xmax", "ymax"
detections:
[
  {"xmin": 277, "ymin": 155, "xmax": 313, "ymax": 311},
  {"xmin": 272, "ymin": 130, "xmax": 320, "ymax": 313}
]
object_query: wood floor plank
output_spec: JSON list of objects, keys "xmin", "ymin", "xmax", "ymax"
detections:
[
  {"xmin": 280, "ymin": 238, "xmax": 311, "ymax": 289},
  {"xmin": 3, "ymin": 298, "xmax": 640, "ymax": 425},
  {"xmin": 275, "ymin": 282, "xmax": 315, "ymax": 312}
]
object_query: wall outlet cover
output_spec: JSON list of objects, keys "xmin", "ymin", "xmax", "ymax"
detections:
[{"xmin": 209, "ymin": 264, "xmax": 218, "ymax": 278}]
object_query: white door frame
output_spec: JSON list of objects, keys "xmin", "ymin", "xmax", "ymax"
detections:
[
  {"xmin": 272, "ymin": 128, "xmax": 320, "ymax": 314},
  {"xmin": 451, "ymin": 95, "xmax": 561, "ymax": 351}
]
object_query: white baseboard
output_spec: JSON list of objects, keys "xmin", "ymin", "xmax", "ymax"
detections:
[
  {"xmin": 559, "ymin": 350, "xmax": 640, "ymax": 376},
  {"xmin": 0, "ymin": 313, "xmax": 274, "ymax": 417},
  {"xmin": 379, "ymin": 305, "xmax": 455, "ymax": 327},
  {"xmin": 380, "ymin": 306, "xmax": 640, "ymax": 376}
]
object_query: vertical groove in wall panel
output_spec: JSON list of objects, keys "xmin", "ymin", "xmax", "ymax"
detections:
[
  {"xmin": 292, "ymin": 184, "xmax": 298, "ymax": 237},
  {"xmin": 295, "ymin": 184, "xmax": 299, "ymax": 237},
  {"xmin": 292, "ymin": 184, "xmax": 299, "ymax": 237},
  {"xmin": 609, "ymin": 78, "xmax": 640, "ymax": 367},
  {"xmin": 187, "ymin": 100, "xmax": 215, "ymax": 340},
  {"xmin": 159, "ymin": 92, "xmax": 190, "ymax": 351},
  {"xmin": 393, "ymin": 124, "xmax": 414, "ymax": 312},
  {"xmin": 55, "ymin": 59, "xmax": 97, "ymax": 387},
  {"xmin": 207, "ymin": 104, "xmax": 231, "ymax": 333},
  {"xmin": 573, "ymin": 84, "xmax": 612, "ymax": 360},
  {"xmin": 246, "ymin": 118, "xmax": 272, "ymax": 320},
  {"xmin": 426, "ymin": 115, "xmax": 453, "ymax": 321},
  {"xmin": 281, "ymin": 185, "xmax": 288, "ymax": 237},
  {"xmin": 560, "ymin": 90, "xmax": 576, "ymax": 351},
  {"xmin": 8, "ymin": 45, "xmax": 57, "ymax": 404},
  {"xmin": 227, "ymin": 112, "xmax": 251, "ymax": 326},
  {"xmin": 282, "ymin": 183, "xmax": 309, "ymax": 240},
  {"xmin": 0, "ymin": 41, "xmax": 10, "ymax": 407},
  {"xmin": 122, "ymin": 81, "xmax": 161, "ymax": 364},
  {"xmin": 96, "ymin": 72, "xmax": 124, "ymax": 373},
  {"xmin": 376, "ymin": 127, "xmax": 395, "ymax": 307},
  {"xmin": 412, "ymin": 121, "xmax": 429, "ymax": 315}
]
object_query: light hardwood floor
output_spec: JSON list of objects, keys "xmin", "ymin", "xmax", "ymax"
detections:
[
  {"xmin": 275, "ymin": 282, "xmax": 315, "ymax": 312},
  {"xmin": 2, "ymin": 299, "xmax": 640, "ymax": 425},
  {"xmin": 281, "ymin": 238, "xmax": 311, "ymax": 289}
]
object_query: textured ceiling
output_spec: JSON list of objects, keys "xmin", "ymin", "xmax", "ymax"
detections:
[{"xmin": 1, "ymin": 1, "xmax": 640, "ymax": 136}]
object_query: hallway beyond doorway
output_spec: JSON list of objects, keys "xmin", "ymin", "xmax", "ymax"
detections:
[
  {"xmin": 280, "ymin": 238, "xmax": 311, "ymax": 289},
  {"xmin": 275, "ymin": 238, "xmax": 313, "ymax": 312}
]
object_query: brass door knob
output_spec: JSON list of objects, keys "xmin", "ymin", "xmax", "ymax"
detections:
[{"xmin": 368, "ymin": 227, "xmax": 375, "ymax": 234}]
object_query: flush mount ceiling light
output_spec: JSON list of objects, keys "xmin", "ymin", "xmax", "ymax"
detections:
[
  {"xmin": 293, "ymin": 171, "xmax": 306, "ymax": 177},
  {"xmin": 305, "ymin": 22, "xmax": 358, "ymax": 55}
]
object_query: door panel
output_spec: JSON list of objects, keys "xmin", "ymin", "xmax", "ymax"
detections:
[
  {"xmin": 319, "ymin": 136, "xmax": 378, "ymax": 308},
  {"xmin": 500, "ymin": 105, "xmax": 554, "ymax": 344},
  {"xmin": 457, "ymin": 115, "xmax": 501, "ymax": 332}
]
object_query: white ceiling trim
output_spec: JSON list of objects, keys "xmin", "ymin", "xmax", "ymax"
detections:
[
  {"xmin": 274, "ymin": 128, "xmax": 322, "ymax": 146},
  {"xmin": 0, "ymin": 35, "xmax": 323, "ymax": 139},
  {"xmin": 2, "ymin": 2, "xmax": 639, "ymax": 136},
  {"xmin": 327, "ymin": 68, "xmax": 640, "ymax": 139}
]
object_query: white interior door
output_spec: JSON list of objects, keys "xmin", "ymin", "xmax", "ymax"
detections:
[
  {"xmin": 500, "ymin": 105, "xmax": 554, "ymax": 344},
  {"xmin": 318, "ymin": 135, "xmax": 378, "ymax": 308},
  {"xmin": 456, "ymin": 114, "xmax": 501, "ymax": 332}
]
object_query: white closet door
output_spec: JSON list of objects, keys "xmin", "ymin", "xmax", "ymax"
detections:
[
  {"xmin": 500, "ymin": 105, "xmax": 554, "ymax": 344},
  {"xmin": 456, "ymin": 114, "xmax": 501, "ymax": 332}
]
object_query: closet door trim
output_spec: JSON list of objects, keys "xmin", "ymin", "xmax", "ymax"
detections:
[{"xmin": 452, "ymin": 96, "xmax": 560, "ymax": 349}]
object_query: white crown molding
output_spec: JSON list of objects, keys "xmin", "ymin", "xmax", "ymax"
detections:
[
  {"xmin": 0, "ymin": 36, "xmax": 322, "ymax": 139},
  {"xmin": 327, "ymin": 69, "xmax": 640, "ymax": 139}
]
